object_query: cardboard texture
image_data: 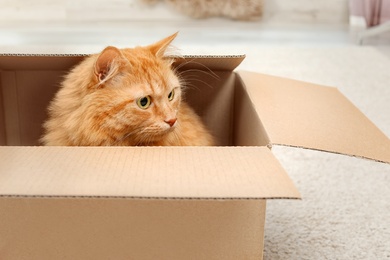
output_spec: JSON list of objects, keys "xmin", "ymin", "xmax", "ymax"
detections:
[
  {"xmin": 0, "ymin": 54, "xmax": 389, "ymax": 259},
  {"xmin": 0, "ymin": 146, "xmax": 300, "ymax": 199},
  {"xmin": 238, "ymin": 71, "xmax": 390, "ymax": 163},
  {"xmin": 0, "ymin": 198, "xmax": 266, "ymax": 260}
]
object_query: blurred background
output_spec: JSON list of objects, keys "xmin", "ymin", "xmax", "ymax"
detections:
[
  {"xmin": 0, "ymin": 0, "xmax": 389, "ymax": 54},
  {"xmin": 1, "ymin": 1, "xmax": 390, "ymax": 260}
]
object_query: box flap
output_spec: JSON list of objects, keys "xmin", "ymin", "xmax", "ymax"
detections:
[
  {"xmin": 0, "ymin": 146, "xmax": 300, "ymax": 200},
  {"xmin": 238, "ymin": 71, "xmax": 390, "ymax": 163}
]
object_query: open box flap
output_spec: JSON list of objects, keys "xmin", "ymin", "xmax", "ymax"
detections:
[
  {"xmin": 0, "ymin": 146, "xmax": 300, "ymax": 199},
  {"xmin": 238, "ymin": 71, "xmax": 390, "ymax": 163}
]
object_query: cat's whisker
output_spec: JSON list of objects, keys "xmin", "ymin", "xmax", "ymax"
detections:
[
  {"xmin": 173, "ymin": 58, "xmax": 197, "ymax": 71},
  {"xmin": 175, "ymin": 58, "xmax": 212, "ymax": 72},
  {"xmin": 182, "ymin": 78, "xmax": 215, "ymax": 90},
  {"xmin": 172, "ymin": 125, "xmax": 181, "ymax": 145},
  {"xmin": 177, "ymin": 68, "xmax": 220, "ymax": 91},
  {"xmin": 174, "ymin": 59, "xmax": 220, "ymax": 93},
  {"xmin": 181, "ymin": 84, "xmax": 201, "ymax": 93},
  {"xmin": 179, "ymin": 73, "xmax": 216, "ymax": 90},
  {"xmin": 111, "ymin": 125, "xmax": 146, "ymax": 145},
  {"xmin": 136, "ymin": 129, "xmax": 157, "ymax": 146},
  {"xmin": 178, "ymin": 68, "xmax": 220, "ymax": 81},
  {"xmin": 174, "ymin": 59, "xmax": 219, "ymax": 81}
]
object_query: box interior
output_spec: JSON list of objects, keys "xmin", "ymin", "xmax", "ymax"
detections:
[{"xmin": 0, "ymin": 55, "xmax": 264, "ymax": 147}]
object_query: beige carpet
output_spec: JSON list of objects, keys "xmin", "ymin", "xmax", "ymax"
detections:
[{"xmin": 236, "ymin": 46, "xmax": 390, "ymax": 259}]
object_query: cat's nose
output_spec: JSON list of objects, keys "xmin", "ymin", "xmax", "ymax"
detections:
[{"xmin": 164, "ymin": 118, "xmax": 177, "ymax": 127}]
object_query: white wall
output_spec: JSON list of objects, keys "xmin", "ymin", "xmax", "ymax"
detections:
[
  {"xmin": 0, "ymin": 0, "xmax": 349, "ymax": 24},
  {"xmin": 263, "ymin": 0, "xmax": 349, "ymax": 24}
]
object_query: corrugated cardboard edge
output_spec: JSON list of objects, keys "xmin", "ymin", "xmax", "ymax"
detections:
[
  {"xmin": 0, "ymin": 194, "xmax": 299, "ymax": 200},
  {"xmin": 0, "ymin": 54, "xmax": 245, "ymax": 71},
  {"xmin": 0, "ymin": 54, "xmax": 245, "ymax": 58},
  {"xmin": 272, "ymin": 144, "xmax": 390, "ymax": 164}
]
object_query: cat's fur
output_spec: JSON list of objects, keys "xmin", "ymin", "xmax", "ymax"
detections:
[{"xmin": 41, "ymin": 33, "xmax": 214, "ymax": 146}]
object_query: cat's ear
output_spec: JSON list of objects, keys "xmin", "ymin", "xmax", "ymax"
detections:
[
  {"xmin": 94, "ymin": 46, "xmax": 125, "ymax": 83},
  {"xmin": 148, "ymin": 32, "xmax": 178, "ymax": 58}
]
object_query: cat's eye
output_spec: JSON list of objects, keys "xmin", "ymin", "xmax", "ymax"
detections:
[
  {"xmin": 168, "ymin": 89, "xmax": 175, "ymax": 101},
  {"xmin": 137, "ymin": 96, "xmax": 151, "ymax": 109}
]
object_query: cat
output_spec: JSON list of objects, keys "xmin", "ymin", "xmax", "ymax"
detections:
[{"xmin": 41, "ymin": 33, "xmax": 215, "ymax": 146}]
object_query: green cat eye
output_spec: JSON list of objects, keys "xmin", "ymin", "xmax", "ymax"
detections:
[
  {"xmin": 168, "ymin": 89, "xmax": 175, "ymax": 101},
  {"xmin": 137, "ymin": 96, "xmax": 151, "ymax": 109}
]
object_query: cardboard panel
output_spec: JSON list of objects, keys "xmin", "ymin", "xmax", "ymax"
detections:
[
  {"xmin": 0, "ymin": 74, "xmax": 6, "ymax": 145},
  {"xmin": 0, "ymin": 197, "xmax": 265, "ymax": 260},
  {"xmin": 17, "ymin": 71, "xmax": 67, "ymax": 145},
  {"xmin": 0, "ymin": 146, "xmax": 300, "ymax": 199},
  {"xmin": 0, "ymin": 55, "xmax": 85, "ymax": 70},
  {"xmin": 182, "ymin": 71, "xmax": 235, "ymax": 145},
  {"xmin": 233, "ymin": 74, "xmax": 270, "ymax": 146},
  {"xmin": 0, "ymin": 72, "xmax": 20, "ymax": 145},
  {"xmin": 238, "ymin": 71, "xmax": 390, "ymax": 163},
  {"xmin": 0, "ymin": 71, "xmax": 65, "ymax": 145}
]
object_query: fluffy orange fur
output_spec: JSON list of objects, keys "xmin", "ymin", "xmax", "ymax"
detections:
[{"xmin": 41, "ymin": 33, "xmax": 214, "ymax": 146}]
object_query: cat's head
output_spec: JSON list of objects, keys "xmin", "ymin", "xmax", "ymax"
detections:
[{"xmin": 82, "ymin": 33, "xmax": 182, "ymax": 145}]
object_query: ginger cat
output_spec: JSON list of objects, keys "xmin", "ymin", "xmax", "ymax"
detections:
[{"xmin": 41, "ymin": 33, "xmax": 214, "ymax": 146}]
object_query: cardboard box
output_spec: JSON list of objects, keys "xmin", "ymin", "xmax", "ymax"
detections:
[{"xmin": 0, "ymin": 54, "xmax": 389, "ymax": 259}]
